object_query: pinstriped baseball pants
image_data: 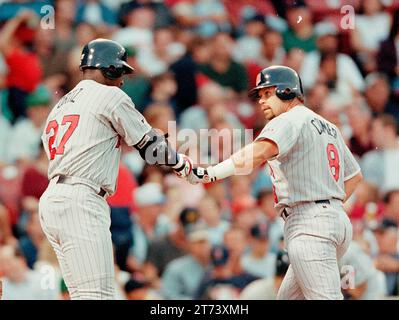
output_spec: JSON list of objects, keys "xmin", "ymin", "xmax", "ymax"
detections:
[
  {"xmin": 39, "ymin": 180, "xmax": 115, "ymax": 300},
  {"xmin": 277, "ymin": 200, "xmax": 352, "ymax": 300}
]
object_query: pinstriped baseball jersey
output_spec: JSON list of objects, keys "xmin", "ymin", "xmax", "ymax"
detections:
[
  {"xmin": 42, "ymin": 79, "xmax": 151, "ymax": 195},
  {"xmin": 255, "ymin": 105, "xmax": 360, "ymax": 210}
]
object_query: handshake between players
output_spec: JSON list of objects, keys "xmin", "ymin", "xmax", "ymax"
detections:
[{"xmin": 173, "ymin": 154, "xmax": 216, "ymax": 185}]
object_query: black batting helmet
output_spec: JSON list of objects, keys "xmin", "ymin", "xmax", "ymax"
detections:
[
  {"xmin": 248, "ymin": 65, "xmax": 304, "ymax": 102},
  {"xmin": 79, "ymin": 38, "xmax": 134, "ymax": 80}
]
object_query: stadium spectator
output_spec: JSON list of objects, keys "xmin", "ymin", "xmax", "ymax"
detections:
[
  {"xmin": 232, "ymin": 14, "xmax": 267, "ymax": 64},
  {"xmin": 0, "ymin": 245, "xmax": 58, "ymax": 300},
  {"xmin": 282, "ymin": 1, "xmax": 316, "ymax": 53},
  {"xmin": 350, "ymin": 0, "xmax": 391, "ymax": 74},
  {"xmin": 340, "ymin": 241, "xmax": 387, "ymax": 300},
  {"xmin": 300, "ymin": 21, "xmax": 365, "ymax": 107},
  {"xmin": 118, "ymin": 0, "xmax": 174, "ymax": 29},
  {"xmin": 20, "ymin": 144, "xmax": 49, "ymax": 215},
  {"xmin": 241, "ymin": 223, "xmax": 277, "ymax": 278},
  {"xmin": 373, "ymin": 225, "xmax": 399, "ymax": 295},
  {"xmin": 144, "ymin": 207, "xmax": 198, "ymax": 285},
  {"xmin": 171, "ymin": 0, "xmax": 231, "ymax": 38},
  {"xmin": 179, "ymin": 82, "xmax": 243, "ymax": 132},
  {"xmin": 124, "ymin": 274, "xmax": 162, "ymax": 300},
  {"xmin": 0, "ymin": 203, "xmax": 16, "ymax": 246},
  {"xmin": 127, "ymin": 183, "xmax": 172, "ymax": 272},
  {"xmin": 76, "ymin": 0, "xmax": 117, "ymax": 27},
  {"xmin": 346, "ymin": 104, "xmax": 374, "ymax": 157},
  {"xmin": 66, "ymin": 23, "xmax": 99, "ymax": 91},
  {"xmin": 381, "ymin": 190, "xmax": 399, "ymax": 228},
  {"xmin": 143, "ymin": 102, "xmax": 176, "ymax": 136},
  {"xmin": 142, "ymin": 71, "xmax": 178, "ymax": 113},
  {"xmin": 195, "ymin": 244, "xmax": 258, "ymax": 299},
  {"xmin": 34, "ymin": 28, "xmax": 68, "ymax": 95},
  {"xmin": 53, "ymin": 0, "xmax": 78, "ymax": 53},
  {"xmin": 258, "ymin": 29, "xmax": 286, "ymax": 68},
  {"xmin": 18, "ymin": 212, "xmax": 45, "ymax": 269},
  {"xmin": 230, "ymin": 194, "xmax": 260, "ymax": 234},
  {"xmin": 347, "ymin": 181, "xmax": 384, "ymax": 230},
  {"xmin": 6, "ymin": 85, "xmax": 51, "ymax": 166},
  {"xmin": 197, "ymin": 195, "xmax": 229, "ymax": 246},
  {"xmin": 377, "ymin": 8, "xmax": 399, "ymax": 82},
  {"xmin": 363, "ymin": 72, "xmax": 399, "ymax": 124},
  {"xmin": 362, "ymin": 114, "xmax": 399, "ymax": 192},
  {"xmin": 197, "ymin": 32, "xmax": 249, "ymax": 96},
  {"xmin": 119, "ymin": 46, "xmax": 152, "ymax": 110},
  {"xmin": 0, "ymin": 10, "xmax": 42, "ymax": 123},
  {"xmin": 0, "ymin": 113, "xmax": 11, "ymax": 166},
  {"xmin": 161, "ymin": 222, "xmax": 211, "ymax": 299},
  {"xmin": 223, "ymin": 225, "xmax": 249, "ymax": 275},
  {"xmin": 169, "ymin": 35, "xmax": 210, "ymax": 114},
  {"xmin": 108, "ymin": 162, "xmax": 137, "ymax": 271},
  {"xmin": 137, "ymin": 27, "xmax": 185, "ymax": 78},
  {"xmin": 239, "ymin": 249, "xmax": 290, "ymax": 300},
  {"xmin": 112, "ymin": 3, "xmax": 156, "ymax": 50},
  {"xmin": 257, "ymin": 189, "xmax": 284, "ymax": 254}
]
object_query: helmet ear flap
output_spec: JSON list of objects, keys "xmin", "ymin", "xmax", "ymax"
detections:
[
  {"xmin": 101, "ymin": 65, "xmax": 124, "ymax": 80},
  {"xmin": 276, "ymin": 85, "xmax": 296, "ymax": 100}
]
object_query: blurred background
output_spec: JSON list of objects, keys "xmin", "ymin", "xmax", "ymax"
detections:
[{"xmin": 0, "ymin": 0, "xmax": 399, "ymax": 300}]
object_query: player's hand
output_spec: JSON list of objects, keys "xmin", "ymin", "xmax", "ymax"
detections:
[
  {"xmin": 187, "ymin": 166, "xmax": 216, "ymax": 185},
  {"xmin": 173, "ymin": 154, "xmax": 193, "ymax": 179}
]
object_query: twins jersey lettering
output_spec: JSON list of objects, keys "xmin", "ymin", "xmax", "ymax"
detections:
[
  {"xmin": 42, "ymin": 79, "xmax": 151, "ymax": 194},
  {"xmin": 256, "ymin": 105, "xmax": 360, "ymax": 211}
]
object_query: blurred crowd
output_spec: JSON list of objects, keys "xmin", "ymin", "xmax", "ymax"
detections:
[{"xmin": 0, "ymin": 0, "xmax": 399, "ymax": 300}]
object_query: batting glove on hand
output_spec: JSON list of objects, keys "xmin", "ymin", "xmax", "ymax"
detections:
[
  {"xmin": 173, "ymin": 154, "xmax": 193, "ymax": 179},
  {"xmin": 187, "ymin": 166, "xmax": 217, "ymax": 185}
]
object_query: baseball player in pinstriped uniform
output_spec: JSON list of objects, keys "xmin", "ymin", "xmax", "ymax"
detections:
[
  {"xmin": 186, "ymin": 66, "xmax": 363, "ymax": 299},
  {"xmin": 39, "ymin": 39, "xmax": 193, "ymax": 300}
]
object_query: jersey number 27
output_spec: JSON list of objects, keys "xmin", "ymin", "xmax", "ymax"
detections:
[
  {"xmin": 45, "ymin": 115, "xmax": 80, "ymax": 160},
  {"xmin": 327, "ymin": 143, "xmax": 340, "ymax": 182}
]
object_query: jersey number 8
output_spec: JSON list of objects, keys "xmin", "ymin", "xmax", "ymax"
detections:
[
  {"xmin": 45, "ymin": 115, "xmax": 80, "ymax": 160},
  {"xmin": 326, "ymin": 143, "xmax": 340, "ymax": 182}
]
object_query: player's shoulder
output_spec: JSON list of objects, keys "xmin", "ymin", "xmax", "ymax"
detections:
[
  {"xmin": 268, "ymin": 105, "xmax": 309, "ymax": 128},
  {"xmin": 79, "ymin": 79, "xmax": 129, "ymax": 99},
  {"xmin": 83, "ymin": 80, "xmax": 136, "ymax": 110}
]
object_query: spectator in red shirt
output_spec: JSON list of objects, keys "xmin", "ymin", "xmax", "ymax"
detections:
[
  {"xmin": 20, "ymin": 144, "xmax": 49, "ymax": 214},
  {"xmin": 107, "ymin": 160, "xmax": 138, "ymax": 270},
  {"xmin": 0, "ymin": 10, "xmax": 43, "ymax": 124}
]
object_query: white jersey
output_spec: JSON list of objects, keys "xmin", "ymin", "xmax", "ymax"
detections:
[
  {"xmin": 41, "ymin": 79, "xmax": 151, "ymax": 195},
  {"xmin": 255, "ymin": 105, "xmax": 360, "ymax": 210}
]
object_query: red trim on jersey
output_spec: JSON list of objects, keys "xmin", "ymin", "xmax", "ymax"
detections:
[{"xmin": 269, "ymin": 165, "xmax": 278, "ymax": 203}]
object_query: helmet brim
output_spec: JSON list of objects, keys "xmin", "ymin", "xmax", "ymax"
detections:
[
  {"xmin": 248, "ymin": 84, "xmax": 274, "ymax": 101},
  {"xmin": 122, "ymin": 61, "xmax": 135, "ymax": 75}
]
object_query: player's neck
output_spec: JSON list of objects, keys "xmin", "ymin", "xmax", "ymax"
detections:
[
  {"xmin": 82, "ymin": 70, "xmax": 107, "ymax": 85},
  {"xmin": 285, "ymin": 100, "xmax": 302, "ymax": 112}
]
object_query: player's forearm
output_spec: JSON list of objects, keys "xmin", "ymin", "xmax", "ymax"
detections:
[
  {"xmin": 343, "ymin": 172, "xmax": 363, "ymax": 202},
  {"xmin": 134, "ymin": 129, "xmax": 179, "ymax": 167},
  {"xmin": 231, "ymin": 141, "xmax": 272, "ymax": 173},
  {"xmin": 206, "ymin": 141, "xmax": 275, "ymax": 181}
]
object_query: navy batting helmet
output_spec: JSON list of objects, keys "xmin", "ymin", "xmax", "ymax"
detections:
[
  {"xmin": 248, "ymin": 65, "xmax": 304, "ymax": 102},
  {"xmin": 79, "ymin": 38, "xmax": 134, "ymax": 80}
]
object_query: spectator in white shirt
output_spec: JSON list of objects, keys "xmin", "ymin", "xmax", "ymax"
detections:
[
  {"xmin": 300, "ymin": 21, "xmax": 365, "ymax": 107},
  {"xmin": 0, "ymin": 245, "xmax": 59, "ymax": 300},
  {"xmin": 6, "ymin": 85, "xmax": 51, "ymax": 165}
]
